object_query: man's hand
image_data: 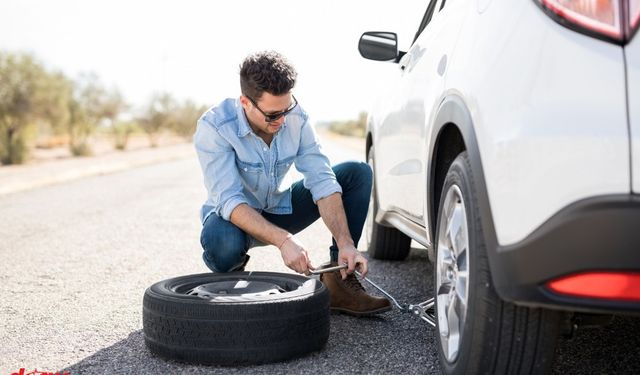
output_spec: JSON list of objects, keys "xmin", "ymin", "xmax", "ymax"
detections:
[
  {"xmin": 338, "ymin": 244, "xmax": 368, "ymax": 279},
  {"xmin": 279, "ymin": 235, "xmax": 315, "ymax": 275}
]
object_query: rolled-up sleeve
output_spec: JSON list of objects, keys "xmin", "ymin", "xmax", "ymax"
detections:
[
  {"xmin": 194, "ymin": 119, "xmax": 247, "ymax": 221},
  {"xmin": 294, "ymin": 118, "xmax": 342, "ymax": 203}
]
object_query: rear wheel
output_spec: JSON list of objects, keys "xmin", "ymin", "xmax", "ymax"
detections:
[
  {"xmin": 365, "ymin": 146, "xmax": 411, "ymax": 260},
  {"xmin": 435, "ymin": 152, "xmax": 561, "ymax": 375}
]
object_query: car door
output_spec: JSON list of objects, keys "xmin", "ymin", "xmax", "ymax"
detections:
[
  {"xmin": 628, "ymin": 31, "xmax": 640, "ymax": 193},
  {"xmin": 377, "ymin": 0, "xmax": 464, "ymax": 227}
]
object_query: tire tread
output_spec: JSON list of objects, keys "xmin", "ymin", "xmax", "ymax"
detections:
[{"xmin": 142, "ymin": 273, "xmax": 330, "ymax": 365}]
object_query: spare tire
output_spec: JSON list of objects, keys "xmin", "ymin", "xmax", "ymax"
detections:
[{"xmin": 143, "ymin": 272, "xmax": 330, "ymax": 365}]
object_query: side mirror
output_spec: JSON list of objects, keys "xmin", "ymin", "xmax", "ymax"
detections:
[{"xmin": 358, "ymin": 32, "xmax": 398, "ymax": 62}]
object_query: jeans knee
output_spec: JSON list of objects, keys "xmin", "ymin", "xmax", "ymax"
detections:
[
  {"xmin": 356, "ymin": 161, "xmax": 372, "ymax": 186},
  {"xmin": 200, "ymin": 217, "xmax": 247, "ymax": 272},
  {"xmin": 202, "ymin": 250, "xmax": 245, "ymax": 273},
  {"xmin": 335, "ymin": 161, "xmax": 372, "ymax": 191}
]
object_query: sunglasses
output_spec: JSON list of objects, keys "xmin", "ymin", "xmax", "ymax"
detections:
[{"xmin": 247, "ymin": 95, "xmax": 298, "ymax": 123}]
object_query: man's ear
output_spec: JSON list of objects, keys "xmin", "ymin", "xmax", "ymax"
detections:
[{"xmin": 239, "ymin": 95, "xmax": 251, "ymax": 110}]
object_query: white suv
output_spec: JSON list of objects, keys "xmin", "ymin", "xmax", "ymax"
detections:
[{"xmin": 359, "ymin": 0, "xmax": 640, "ymax": 373}]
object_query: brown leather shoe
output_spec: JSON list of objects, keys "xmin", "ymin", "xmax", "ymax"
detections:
[{"xmin": 319, "ymin": 262, "xmax": 392, "ymax": 316}]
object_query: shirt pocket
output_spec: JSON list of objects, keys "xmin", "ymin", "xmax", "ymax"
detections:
[
  {"xmin": 276, "ymin": 155, "xmax": 296, "ymax": 179},
  {"xmin": 236, "ymin": 158, "xmax": 263, "ymax": 191}
]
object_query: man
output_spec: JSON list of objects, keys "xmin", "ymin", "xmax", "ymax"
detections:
[{"xmin": 193, "ymin": 51, "xmax": 390, "ymax": 316}]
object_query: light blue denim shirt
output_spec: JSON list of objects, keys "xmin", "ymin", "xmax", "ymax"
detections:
[{"xmin": 194, "ymin": 97, "xmax": 342, "ymax": 224}]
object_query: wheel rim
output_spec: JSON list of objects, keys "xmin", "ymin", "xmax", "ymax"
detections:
[
  {"xmin": 436, "ymin": 184, "xmax": 470, "ymax": 363},
  {"xmin": 186, "ymin": 280, "xmax": 287, "ymax": 299},
  {"xmin": 365, "ymin": 154, "xmax": 374, "ymax": 245},
  {"xmin": 166, "ymin": 274, "xmax": 308, "ymax": 302}
]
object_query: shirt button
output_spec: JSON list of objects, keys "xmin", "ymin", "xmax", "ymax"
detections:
[
  {"xmin": 263, "ymin": 147, "xmax": 267, "ymax": 151},
  {"xmin": 244, "ymin": 168, "xmax": 248, "ymax": 172},
  {"xmin": 271, "ymin": 173, "xmax": 274, "ymax": 177}
]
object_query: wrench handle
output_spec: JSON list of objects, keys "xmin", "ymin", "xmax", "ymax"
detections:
[{"xmin": 309, "ymin": 264, "xmax": 348, "ymax": 275}]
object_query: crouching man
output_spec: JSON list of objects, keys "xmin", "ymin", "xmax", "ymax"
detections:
[{"xmin": 194, "ymin": 51, "xmax": 390, "ymax": 316}]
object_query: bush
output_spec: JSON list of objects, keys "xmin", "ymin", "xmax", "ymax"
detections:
[
  {"xmin": 173, "ymin": 100, "xmax": 206, "ymax": 140},
  {"xmin": 0, "ymin": 128, "xmax": 30, "ymax": 164},
  {"xmin": 327, "ymin": 112, "xmax": 367, "ymax": 138},
  {"xmin": 70, "ymin": 142, "xmax": 93, "ymax": 156},
  {"xmin": 0, "ymin": 52, "xmax": 64, "ymax": 164},
  {"xmin": 112, "ymin": 121, "xmax": 138, "ymax": 150}
]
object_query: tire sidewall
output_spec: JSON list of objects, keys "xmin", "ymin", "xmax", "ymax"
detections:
[
  {"xmin": 143, "ymin": 272, "xmax": 331, "ymax": 365},
  {"xmin": 435, "ymin": 152, "xmax": 490, "ymax": 375}
]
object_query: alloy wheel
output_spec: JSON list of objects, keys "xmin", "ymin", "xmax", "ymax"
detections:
[{"xmin": 436, "ymin": 184, "xmax": 470, "ymax": 362}]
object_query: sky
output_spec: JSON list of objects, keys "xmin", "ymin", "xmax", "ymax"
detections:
[{"xmin": 0, "ymin": 0, "xmax": 428, "ymax": 123}]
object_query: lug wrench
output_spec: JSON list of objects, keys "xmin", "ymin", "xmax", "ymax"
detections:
[{"xmin": 310, "ymin": 264, "xmax": 436, "ymax": 326}]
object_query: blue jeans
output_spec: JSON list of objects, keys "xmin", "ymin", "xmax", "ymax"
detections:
[{"xmin": 199, "ymin": 161, "xmax": 372, "ymax": 272}]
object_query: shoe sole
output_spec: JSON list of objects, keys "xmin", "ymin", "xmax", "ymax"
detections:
[{"xmin": 330, "ymin": 305, "xmax": 393, "ymax": 317}]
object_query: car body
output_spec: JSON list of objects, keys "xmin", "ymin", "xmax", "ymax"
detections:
[{"xmin": 360, "ymin": 0, "xmax": 640, "ymax": 373}]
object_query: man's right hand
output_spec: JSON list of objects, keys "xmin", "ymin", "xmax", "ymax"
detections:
[{"xmin": 278, "ymin": 235, "xmax": 315, "ymax": 274}]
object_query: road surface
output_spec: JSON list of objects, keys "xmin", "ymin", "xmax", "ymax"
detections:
[{"xmin": 1, "ymin": 133, "xmax": 638, "ymax": 374}]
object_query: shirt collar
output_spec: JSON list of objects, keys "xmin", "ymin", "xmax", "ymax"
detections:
[{"xmin": 235, "ymin": 98, "xmax": 252, "ymax": 138}]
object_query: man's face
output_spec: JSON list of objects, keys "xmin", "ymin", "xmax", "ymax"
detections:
[{"xmin": 240, "ymin": 92, "xmax": 294, "ymax": 137}]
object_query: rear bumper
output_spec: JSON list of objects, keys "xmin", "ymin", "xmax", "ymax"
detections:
[{"xmin": 490, "ymin": 194, "xmax": 640, "ymax": 314}]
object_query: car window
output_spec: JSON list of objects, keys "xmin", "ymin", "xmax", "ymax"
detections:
[{"xmin": 411, "ymin": 0, "xmax": 443, "ymax": 45}]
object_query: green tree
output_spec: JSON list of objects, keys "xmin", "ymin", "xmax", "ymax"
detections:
[
  {"xmin": 172, "ymin": 99, "xmax": 206, "ymax": 140},
  {"xmin": 139, "ymin": 92, "xmax": 176, "ymax": 147},
  {"xmin": 112, "ymin": 120, "xmax": 138, "ymax": 150},
  {"xmin": 67, "ymin": 73, "xmax": 113, "ymax": 156},
  {"xmin": 67, "ymin": 95, "xmax": 91, "ymax": 156},
  {"xmin": 0, "ymin": 52, "xmax": 69, "ymax": 164},
  {"xmin": 100, "ymin": 88, "xmax": 131, "ymax": 150},
  {"xmin": 40, "ymin": 72, "xmax": 73, "ymax": 137}
]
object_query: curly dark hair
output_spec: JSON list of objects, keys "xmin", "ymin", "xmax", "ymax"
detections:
[{"xmin": 239, "ymin": 51, "xmax": 297, "ymax": 100}]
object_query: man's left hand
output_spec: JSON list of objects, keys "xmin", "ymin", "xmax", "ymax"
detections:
[{"xmin": 337, "ymin": 244, "xmax": 368, "ymax": 279}]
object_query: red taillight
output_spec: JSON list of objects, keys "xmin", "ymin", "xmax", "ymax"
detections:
[
  {"xmin": 536, "ymin": 0, "xmax": 640, "ymax": 43},
  {"xmin": 546, "ymin": 272, "xmax": 640, "ymax": 302}
]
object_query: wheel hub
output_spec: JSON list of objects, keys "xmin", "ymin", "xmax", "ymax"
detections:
[{"xmin": 186, "ymin": 280, "xmax": 286, "ymax": 299}]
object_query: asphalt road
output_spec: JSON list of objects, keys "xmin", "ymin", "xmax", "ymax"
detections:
[{"xmin": 1, "ymin": 134, "xmax": 639, "ymax": 374}]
